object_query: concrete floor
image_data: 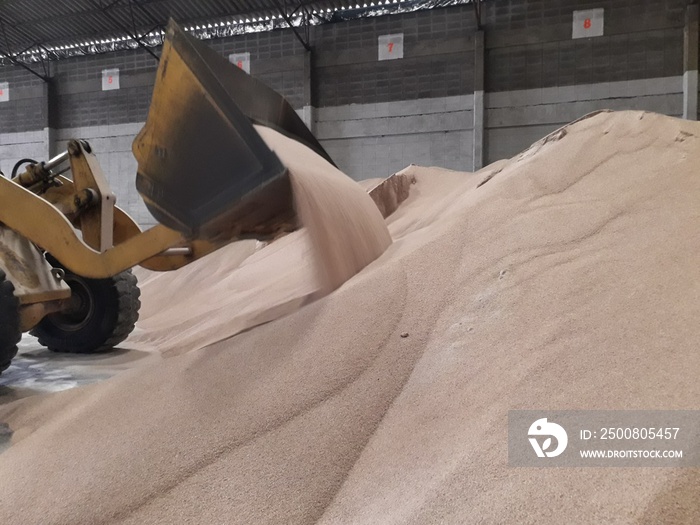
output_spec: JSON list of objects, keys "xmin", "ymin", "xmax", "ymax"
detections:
[
  {"xmin": 0, "ymin": 335, "xmax": 153, "ymax": 454},
  {"xmin": 0, "ymin": 334, "xmax": 152, "ymax": 403}
]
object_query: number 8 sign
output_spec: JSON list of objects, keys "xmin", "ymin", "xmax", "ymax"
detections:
[
  {"xmin": 572, "ymin": 8, "xmax": 604, "ymax": 39},
  {"xmin": 378, "ymin": 34, "xmax": 404, "ymax": 61}
]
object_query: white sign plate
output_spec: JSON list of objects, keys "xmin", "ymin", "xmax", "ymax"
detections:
[
  {"xmin": 0, "ymin": 82, "xmax": 8, "ymax": 102},
  {"xmin": 102, "ymin": 68, "xmax": 120, "ymax": 91},
  {"xmin": 572, "ymin": 9, "xmax": 604, "ymax": 39},
  {"xmin": 378, "ymin": 33, "xmax": 404, "ymax": 61},
  {"xmin": 229, "ymin": 53, "xmax": 251, "ymax": 74}
]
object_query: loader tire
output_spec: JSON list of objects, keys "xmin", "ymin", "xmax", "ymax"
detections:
[
  {"xmin": 30, "ymin": 259, "xmax": 140, "ymax": 354},
  {"xmin": 0, "ymin": 270, "xmax": 21, "ymax": 374}
]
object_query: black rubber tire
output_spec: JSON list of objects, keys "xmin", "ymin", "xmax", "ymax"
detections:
[
  {"xmin": 30, "ymin": 257, "xmax": 141, "ymax": 354},
  {"xmin": 0, "ymin": 270, "xmax": 21, "ymax": 374}
]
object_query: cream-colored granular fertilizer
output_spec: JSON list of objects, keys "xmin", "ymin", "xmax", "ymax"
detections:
[
  {"xmin": 1, "ymin": 110, "xmax": 700, "ymax": 524},
  {"xmin": 257, "ymin": 125, "xmax": 392, "ymax": 294},
  {"xmin": 128, "ymin": 125, "xmax": 391, "ymax": 355}
]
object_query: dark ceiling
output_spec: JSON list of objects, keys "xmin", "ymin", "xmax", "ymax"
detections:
[
  {"xmin": 0, "ymin": 0, "xmax": 308, "ymax": 55},
  {"xmin": 0, "ymin": 0, "xmax": 477, "ymax": 71}
]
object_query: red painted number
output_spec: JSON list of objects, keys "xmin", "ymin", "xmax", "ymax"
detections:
[
  {"xmin": 388, "ymin": 42, "xmax": 394, "ymax": 53},
  {"xmin": 584, "ymin": 18, "xmax": 591, "ymax": 29},
  {"xmin": 0, "ymin": 90, "xmax": 3, "ymax": 96},
  {"xmin": 108, "ymin": 76, "xmax": 113, "ymax": 83},
  {"xmin": 237, "ymin": 61, "xmax": 243, "ymax": 69}
]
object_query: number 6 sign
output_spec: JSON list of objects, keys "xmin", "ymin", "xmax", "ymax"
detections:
[
  {"xmin": 572, "ymin": 8, "xmax": 604, "ymax": 39},
  {"xmin": 378, "ymin": 34, "xmax": 404, "ymax": 61}
]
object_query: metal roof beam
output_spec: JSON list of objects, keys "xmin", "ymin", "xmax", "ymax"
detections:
[
  {"xmin": 131, "ymin": 0, "xmax": 166, "ymax": 42},
  {"xmin": 272, "ymin": 0, "xmax": 312, "ymax": 51},
  {"xmin": 91, "ymin": 0, "xmax": 160, "ymax": 61},
  {"xmin": 0, "ymin": 47, "xmax": 50, "ymax": 81},
  {"xmin": 0, "ymin": 19, "xmax": 49, "ymax": 80}
]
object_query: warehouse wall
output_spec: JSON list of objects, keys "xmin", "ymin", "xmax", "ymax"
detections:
[
  {"xmin": 485, "ymin": 77, "xmax": 683, "ymax": 160},
  {"xmin": 47, "ymin": 51, "xmax": 157, "ymax": 223},
  {"xmin": 481, "ymin": 0, "xmax": 686, "ymax": 160},
  {"xmin": 0, "ymin": 66, "xmax": 51, "ymax": 178},
  {"xmin": 0, "ymin": 0, "xmax": 691, "ymax": 227},
  {"xmin": 313, "ymin": 7, "xmax": 477, "ymax": 176},
  {"xmin": 318, "ymin": 95, "xmax": 474, "ymax": 179}
]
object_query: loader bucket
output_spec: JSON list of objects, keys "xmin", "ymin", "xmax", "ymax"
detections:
[{"xmin": 133, "ymin": 19, "xmax": 333, "ymax": 239}]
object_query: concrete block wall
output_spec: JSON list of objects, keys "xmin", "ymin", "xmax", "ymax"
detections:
[
  {"xmin": 48, "ymin": 33, "xmax": 309, "ymax": 132},
  {"xmin": 318, "ymin": 95, "xmax": 474, "ymax": 177},
  {"xmin": 484, "ymin": 76, "xmax": 683, "ymax": 161},
  {"xmin": 0, "ymin": 129, "xmax": 51, "ymax": 177},
  {"xmin": 0, "ymin": 66, "xmax": 50, "ymax": 177},
  {"xmin": 210, "ymin": 31, "xmax": 308, "ymax": 108},
  {"xmin": 50, "ymin": 49, "xmax": 158, "ymax": 130},
  {"xmin": 478, "ymin": 0, "xmax": 686, "ymax": 161},
  {"xmin": 0, "ymin": 0, "xmax": 692, "ymax": 226},
  {"xmin": 0, "ymin": 66, "xmax": 47, "ymax": 134},
  {"xmin": 310, "ymin": 7, "xmax": 477, "ymax": 179},
  {"xmin": 52, "ymin": 123, "xmax": 151, "ymax": 225},
  {"xmin": 483, "ymin": 0, "xmax": 685, "ymax": 92},
  {"xmin": 312, "ymin": 6, "xmax": 476, "ymax": 106}
]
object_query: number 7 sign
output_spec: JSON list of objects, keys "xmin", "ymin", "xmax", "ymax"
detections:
[{"xmin": 378, "ymin": 34, "xmax": 404, "ymax": 61}]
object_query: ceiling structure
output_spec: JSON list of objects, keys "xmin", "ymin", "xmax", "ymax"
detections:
[{"xmin": 0, "ymin": 0, "xmax": 480, "ymax": 79}]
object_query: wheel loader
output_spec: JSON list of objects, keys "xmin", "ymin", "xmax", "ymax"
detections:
[{"xmin": 0, "ymin": 19, "xmax": 336, "ymax": 373}]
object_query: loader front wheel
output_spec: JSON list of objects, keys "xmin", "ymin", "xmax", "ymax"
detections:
[
  {"xmin": 0, "ymin": 270, "xmax": 21, "ymax": 373},
  {"xmin": 30, "ymin": 260, "xmax": 140, "ymax": 354}
]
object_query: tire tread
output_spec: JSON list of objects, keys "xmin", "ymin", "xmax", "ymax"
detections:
[
  {"xmin": 30, "ymin": 268, "xmax": 140, "ymax": 354},
  {"xmin": 0, "ymin": 269, "xmax": 21, "ymax": 373}
]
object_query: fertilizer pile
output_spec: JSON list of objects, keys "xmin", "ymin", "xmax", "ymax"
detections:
[
  {"xmin": 1, "ymin": 110, "xmax": 700, "ymax": 524},
  {"xmin": 129, "ymin": 125, "xmax": 391, "ymax": 355}
]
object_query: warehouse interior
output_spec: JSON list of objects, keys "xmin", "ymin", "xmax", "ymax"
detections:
[
  {"xmin": 0, "ymin": 0, "xmax": 691, "ymax": 225},
  {"xmin": 1, "ymin": 0, "xmax": 699, "ymax": 523}
]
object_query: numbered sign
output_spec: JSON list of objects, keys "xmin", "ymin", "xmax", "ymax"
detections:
[
  {"xmin": 229, "ymin": 52, "xmax": 251, "ymax": 74},
  {"xmin": 378, "ymin": 34, "xmax": 404, "ymax": 61},
  {"xmin": 0, "ymin": 82, "xmax": 8, "ymax": 102},
  {"xmin": 102, "ymin": 68, "xmax": 120, "ymax": 91},
  {"xmin": 572, "ymin": 8, "xmax": 604, "ymax": 39}
]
